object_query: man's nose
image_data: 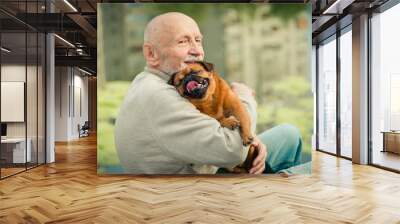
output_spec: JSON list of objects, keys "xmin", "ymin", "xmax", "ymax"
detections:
[{"xmin": 188, "ymin": 43, "xmax": 202, "ymax": 56}]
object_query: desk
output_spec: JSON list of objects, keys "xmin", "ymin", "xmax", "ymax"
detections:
[
  {"xmin": 1, "ymin": 138, "xmax": 31, "ymax": 163},
  {"xmin": 381, "ymin": 131, "xmax": 400, "ymax": 155}
]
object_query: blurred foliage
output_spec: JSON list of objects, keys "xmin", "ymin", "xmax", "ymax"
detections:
[
  {"xmin": 128, "ymin": 3, "xmax": 309, "ymax": 21},
  {"xmin": 98, "ymin": 81, "xmax": 131, "ymax": 166},
  {"xmin": 256, "ymin": 74, "xmax": 313, "ymax": 163}
]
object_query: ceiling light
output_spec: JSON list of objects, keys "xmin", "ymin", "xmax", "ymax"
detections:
[
  {"xmin": 1, "ymin": 47, "xmax": 11, "ymax": 53},
  {"xmin": 63, "ymin": 0, "xmax": 78, "ymax": 12},
  {"xmin": 78, "ymin": 67, "xmax": 93, "ymax": 76},
  {"xmin": 54, "ymin": 34, "xmax": 75, "ymax": 48},
  {"xmin": 76, "ymin": 48, "xmax": 85, "ymax": 55},
  {"xmin": 323, "ymin": 0, "xmax": 341, "ymax": 14},
  {"xmin": 322, "ymin": 0, "xmax": 354, "ymax": 15}
]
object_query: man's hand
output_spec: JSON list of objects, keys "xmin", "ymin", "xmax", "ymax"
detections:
[
  {"xmin": 231, "ymin": 82, "xmax": 255, "ymax": 97},
  {"xmin": 248, "ymin": 137, "xmax": 267, "ymax": 174}
]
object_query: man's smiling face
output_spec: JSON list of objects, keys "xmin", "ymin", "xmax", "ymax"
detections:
[
  {"xmin": 143, "ymin": 13, "xmax": 205, "ymax": 75},
  {"xmin": 158, "ymin": 18, "xmax": 205, "ymax": 75}
]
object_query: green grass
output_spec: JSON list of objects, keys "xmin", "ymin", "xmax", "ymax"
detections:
[{"xmin": 98, "ymin": 81, "xmax": 131, "ymax": 166}]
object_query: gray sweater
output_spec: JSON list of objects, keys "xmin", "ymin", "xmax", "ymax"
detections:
[{"xmin": 114, "ymin": 67, "xmax": 257, "ymax": 174}]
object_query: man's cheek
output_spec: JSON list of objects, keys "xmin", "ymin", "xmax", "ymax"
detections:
[{"xmin": 199, "ymin": 47, "xmax": 205, "ymax": 57}]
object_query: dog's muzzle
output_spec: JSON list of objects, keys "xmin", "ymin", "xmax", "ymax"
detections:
[{"xmin": 182, "ymin": 72, "xmax": 209, "ymax": 99}]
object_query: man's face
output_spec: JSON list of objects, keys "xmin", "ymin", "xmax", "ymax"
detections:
[{"xmin": 156, "ymin": 20, "xmax": 205, "ymax": 75}]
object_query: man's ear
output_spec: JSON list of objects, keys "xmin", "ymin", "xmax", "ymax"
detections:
[
  {"xmin": 198, "ymin": 61, "xmax": 214, "ymax": 72},
  {"xmin": 143, "ymin": 43, "xmax": 159, "ymax": 67}
]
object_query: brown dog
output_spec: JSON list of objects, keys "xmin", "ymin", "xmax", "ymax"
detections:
[{"xmin": 168, "ymin": 61, "xmax": 257, "ymax": 173}]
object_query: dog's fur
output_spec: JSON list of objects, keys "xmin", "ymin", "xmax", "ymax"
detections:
[{"xmin": 168, "ymin": 61, "xmax": 257, "ymax": 173}]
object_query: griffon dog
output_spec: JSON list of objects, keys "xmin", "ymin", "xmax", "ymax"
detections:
[{"xmin": 168, "ymin": 61, "xmax": 257, "ymax": 173}]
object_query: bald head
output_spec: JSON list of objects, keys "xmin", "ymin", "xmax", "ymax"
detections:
[
  {"xmin": 142, "ymin": 12, "xmax": 204, "ymax": 74},
  {"xmin": 144, "ymin": 12, "xmax": 199, "ymax": 46}
]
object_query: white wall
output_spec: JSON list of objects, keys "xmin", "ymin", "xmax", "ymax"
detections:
[
  {"xmin": 1, "ymin": 63, "xmax": 46, "ymax": 164},
  {"xmin": 55, "ymin": 66, "xmax": 69, "ymax": 141},
  {"xmin": 55, "ymin": 67, "xmax": 89, "ymax": 141},
  {"xmin": 1, "ymin": 65, "xmax": 38, "ymax": 138},
  {"xmin": 1, "ymin": 66, "xmax": 26, "ymax": 136}
]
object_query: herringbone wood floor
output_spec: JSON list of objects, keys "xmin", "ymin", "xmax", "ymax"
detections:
[{"xmin": 1, "ymin": 135, "xmax": 400, "ymax": 224}]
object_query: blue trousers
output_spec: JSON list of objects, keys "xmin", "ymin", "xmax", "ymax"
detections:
[
  {"xmin": 218, "ymin": 124, "xmax": 303, "ymax": 174},
  {"xmin": 259, "ymin": 124, "xmax": 303, "ymax": 173}
]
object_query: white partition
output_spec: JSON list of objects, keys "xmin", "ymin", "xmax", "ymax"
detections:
[{"xmin": 1, "ymin": 82, "xmax": 25, "ymax": 122}]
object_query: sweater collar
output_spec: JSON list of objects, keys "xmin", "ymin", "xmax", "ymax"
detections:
[{"xmin": 144, "ymin": 66, "xmax": 171, "ymax": 82}]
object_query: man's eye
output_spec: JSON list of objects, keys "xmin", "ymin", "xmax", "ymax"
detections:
[
  {"xmin": 196, "ymin": 39, "xmax": 202, "ymax": 43},
  {"xmin": 179, "ymin": 40, "xmax": 188, "ymax": 44}
]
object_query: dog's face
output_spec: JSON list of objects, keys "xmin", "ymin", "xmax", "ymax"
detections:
[{"xmin": 168, "ymin": 61, "xmax": 216, "ymax": 100}]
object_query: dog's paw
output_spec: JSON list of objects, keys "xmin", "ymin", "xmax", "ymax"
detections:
[
  {"xmin": 242, "ymin": 135, "xmax": 254, "ymax": 146},
  {"xmin": 220, "ymin": 116, "xmax": 240, "ymax": 130},
  {"xmin": 232, "ymin": 166, "xmax": 248, "ymax": 174}
]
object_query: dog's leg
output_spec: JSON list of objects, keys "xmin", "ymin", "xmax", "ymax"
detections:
[
  {"xmin": 226, "ymin": 145, "xmax": 259, "ymax": 174},
  {"xmin": 223, "ymin": 95, "xmax": 254, "ymax": 146},
  {"xmin": 242, "ymin": 144, "xmax": 259, "ymax": 171},
  {"xmin": 219, "ymin": 116, "xmax": 240, "ymax": 130}
]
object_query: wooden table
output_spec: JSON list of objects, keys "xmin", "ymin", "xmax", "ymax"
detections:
[
  {"xmin": 0, "ymin": 138, "xmax": 31, "ymax": 164},
  {"xmin": 381, "ymin": 131, "xmax": 400, "ymax": 154}
]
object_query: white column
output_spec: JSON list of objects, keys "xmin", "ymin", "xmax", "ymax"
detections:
[
  {"xmin": 352, "ymin": 14, "xmax": 369, "ymax": 164},
  {"xmin": 45, "ymin": 1, "xmax": 55, "ymax": 163}
]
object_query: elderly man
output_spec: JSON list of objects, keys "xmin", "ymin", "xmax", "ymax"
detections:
[{"xmin": 115, "ymin": 12, "xmax": 303, "ymax": 175}]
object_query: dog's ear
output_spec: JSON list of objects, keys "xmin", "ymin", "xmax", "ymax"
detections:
[
  {"xmin": 168, "ymin": 72, "xmax": 177, "ymax": 86},
  {"xmin": 198, "ymin": 61, "xmax": 214, "ymax": 72}
]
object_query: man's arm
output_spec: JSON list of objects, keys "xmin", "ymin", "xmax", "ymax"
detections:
[{"xmin": 147, "ymin": 86, "xmax": 257, "ymax": 168}]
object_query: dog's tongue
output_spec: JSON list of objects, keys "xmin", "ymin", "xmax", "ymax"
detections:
[{"xmin": 186, "ymin": 80, "xmax": 199, "ymax": 92}]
